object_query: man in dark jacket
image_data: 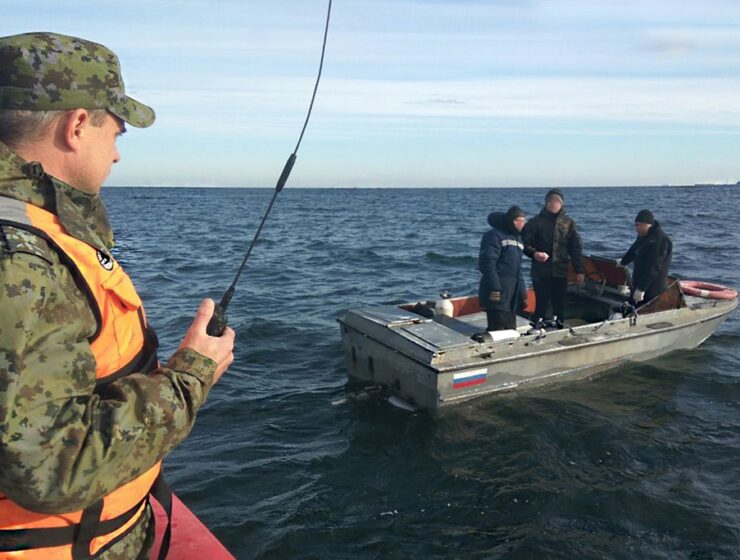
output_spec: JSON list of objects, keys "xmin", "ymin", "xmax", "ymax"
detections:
[
  {"xmin": 522, "ymin": 189, "xmax": 585, "ymax": 324},
  {"xmin": 620, "ymin": 209, "xmax": 673, "ymax": 305},
  {"xmin": 479, "ymin": 206, "xmax": 528, "ymax": 331}
]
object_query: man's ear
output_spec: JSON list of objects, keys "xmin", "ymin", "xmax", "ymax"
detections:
[{"xmin": 58, "ymin": 109, "xmax": 90, "ymax": 153}]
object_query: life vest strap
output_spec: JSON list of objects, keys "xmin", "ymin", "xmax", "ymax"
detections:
[
  {"xmin": 149, "ymin": 471, "xmax": 173, "ymax": 560},
  {"xmin": 72, "ymin": 499, "xmax": 103, "ymax": 560},
  {"xmin": 0, "ymin": 497, "xmax": 145, "ymax": 553}
]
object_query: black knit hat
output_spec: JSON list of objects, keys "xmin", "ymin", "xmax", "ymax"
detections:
[
  {"xmin": 506, "ymin": 205, "xmax": 525, "ymax": 221},
  {"xmin": 635, "ymin": 209, "xmax": 655, "ymax": 224},
  {"xmin": 545, "ymin": 188, "xmax": 564, "ymax": 204}
]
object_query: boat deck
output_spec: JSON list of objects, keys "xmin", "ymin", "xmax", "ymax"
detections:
[{"xmin": 432, "ymin": 311, "xmax": 532, "ymax": 336}]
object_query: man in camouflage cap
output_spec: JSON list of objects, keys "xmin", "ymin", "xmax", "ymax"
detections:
[{"xmin": 0, "ymin": 32, "xmax": 235, "ymax": 559}]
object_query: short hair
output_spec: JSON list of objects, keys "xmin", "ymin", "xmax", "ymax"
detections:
[{"xmin": 0, "ymin": 109, "xmax": 109, "ymax": 150}]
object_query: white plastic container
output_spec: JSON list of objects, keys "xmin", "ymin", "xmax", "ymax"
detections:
[
  {"xmin": 435, "ymin": 291, "xmax": 454, "ymax": 318},
  {"xmin": 485, "ymin": 329, "xmax": 521, "ymax": 342}
]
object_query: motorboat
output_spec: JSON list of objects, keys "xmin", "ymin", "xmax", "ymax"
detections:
[{"xmin": 337, "ymin": 256, "xmax": 737, "ymax": 411}]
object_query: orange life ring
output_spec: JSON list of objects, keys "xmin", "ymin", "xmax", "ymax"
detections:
[{"xmin": 679, "ymin": 280, "xmax": 737, "ymax": 300}]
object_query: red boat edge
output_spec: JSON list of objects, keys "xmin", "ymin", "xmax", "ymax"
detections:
[{"xmin": 150, "ymin": 492, "xmax": 235, "ymax": 559}]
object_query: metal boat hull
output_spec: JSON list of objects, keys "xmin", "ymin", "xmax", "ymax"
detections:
[{"xmin": 338, "ymin": 294, "xmax": 736, "ymax": 411}]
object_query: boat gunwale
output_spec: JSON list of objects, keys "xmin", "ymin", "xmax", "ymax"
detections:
[{"xmin": 338, "ymin": 298, "xmax": 737, "ymax": 376}]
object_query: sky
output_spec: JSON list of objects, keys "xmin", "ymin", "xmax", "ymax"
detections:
[{"xmin": 2, "ymin": 0, "xmax": 740, "ymax": 188}]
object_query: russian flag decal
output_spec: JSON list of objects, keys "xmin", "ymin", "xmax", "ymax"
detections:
[{"xmin": 452, "ymin": 368, "xmax": 488, "ymax": 390}]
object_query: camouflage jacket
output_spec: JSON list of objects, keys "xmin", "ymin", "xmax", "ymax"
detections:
[
  {"xmin": 0, "ymin": 141, "xmax": 217, "ymax": 557},
  {"xmin": 522, "ymin": 207, "xmax": 585, "ymax": 279}
]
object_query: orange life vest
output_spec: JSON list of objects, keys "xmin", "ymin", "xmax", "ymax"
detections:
[{"xmin": 0, "ymin": 196, "xmax": 164, "ymax": 559}]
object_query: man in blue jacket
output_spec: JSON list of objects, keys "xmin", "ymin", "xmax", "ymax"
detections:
[{"xmin": 478, "ymin": 206, "xmax": 528, "ymax": 331}]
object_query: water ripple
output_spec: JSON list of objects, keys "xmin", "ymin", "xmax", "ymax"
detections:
[{"xmin": 103, "ymin": 186, "xmax": 740, "ymax": 559}]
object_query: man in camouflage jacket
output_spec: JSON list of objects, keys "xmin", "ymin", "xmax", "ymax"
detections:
[{"xmin": 0, "ymin": 32, "xmax": 235, "ymax": 559}]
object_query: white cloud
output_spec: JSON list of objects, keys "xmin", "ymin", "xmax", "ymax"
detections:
[
  {"xmin": 3, "ymin": 0, "xmax": 739, "ymax": 187},
  {"xmin": 141, "ymin": 76, "xmax": 740, "ymax": 137}
]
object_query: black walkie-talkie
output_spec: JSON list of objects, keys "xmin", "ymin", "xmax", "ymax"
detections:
[{"xmin": 206, "ymin": 287, "xmax": 233, "ymax": 337}]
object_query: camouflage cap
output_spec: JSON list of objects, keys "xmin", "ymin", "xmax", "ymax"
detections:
[{"xmin": 0, "ymin": 32, "xmax": 155, "ymax": 128}]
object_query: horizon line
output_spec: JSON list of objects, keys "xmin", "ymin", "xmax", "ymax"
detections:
[{"xmin": 103, "ymin": 183, "xmax": 738, "ymax": 189}]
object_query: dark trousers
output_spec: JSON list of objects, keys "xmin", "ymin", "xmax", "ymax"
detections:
[
  {"xmin": 486, "ymin": 310, "xmax": 516, "ymax": 331},
  {"xmin": 637, "ymin": 278, "xmax": 669, "ymax": 307},
  {"xmin": 532, "ymin": 276, "xmax": 568, "ymax": 321}
]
